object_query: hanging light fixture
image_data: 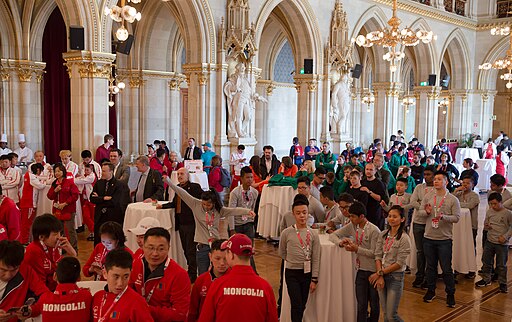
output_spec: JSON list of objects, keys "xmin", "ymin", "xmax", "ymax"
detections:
[
  {"xmin": 362, "ymin": 91, "xmax": 375, "ymax": 113},
  {"xmin": 402, "ymin": 96, "xmax": 415, "ymax": 113},
  {"xmin": 352, "ymin": 0, "xmax": 435, "ymax": 73},
  {"xmin": 104, "ymin": 0, "xmax": 142, "ymax": 42},
  {"xmin": 479, "ymin": 26, "xmax": 512, "ymax": 89},
  {"xmin": 108, "ymin": 65, "xmax": 125, "ymax": 107},
  {"xmin": 438, "ymin": 98, "xmax": 449, "ymax": 115}
]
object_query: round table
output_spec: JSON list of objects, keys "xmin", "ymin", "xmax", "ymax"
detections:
[
  {"xmin": 257, "ymin": 185, "xmax": 297, "ymax": 239},
  {"xmin": 475, "ymin": 159, "xmax": 496, "ymax": 191},
  {"xmin": 123, "ymin": 202, "xmax": 187, "ymax": 269},
  {"xmin": 280, "ymin": 233, "xmax": 357, "ymax": 322},
  {"xmin": 455, "ymin": 148, "xmax": 480, "ymax": 164}
]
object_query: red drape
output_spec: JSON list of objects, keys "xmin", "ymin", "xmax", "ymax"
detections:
[{"xmin": 42, "ymin": 8, "xmax": 70, "ymax": 164}]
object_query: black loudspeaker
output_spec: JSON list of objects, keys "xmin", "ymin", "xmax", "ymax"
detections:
[
  {"xmin": 116, "ymin": 35, "xmax": 134, "ymax": 55},
  {"xmin": 441, "ymin": 75, "xmax": 451, "ymax": 88},
  {"xmin": 304, "ymin": 59, "xmax": 313, "ymax": 74},
  {"xmin": 352, "ymin": 64, "xmax": 363, "ymax": 79},
  {"xmin": 428, "ymin": 74, "xmax": 437, "ymax": 86},
  {"xmin": 69, "ymin": 26, "xmax": 84, "ymax": 50}
]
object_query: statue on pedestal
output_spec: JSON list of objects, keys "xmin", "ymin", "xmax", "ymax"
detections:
[{"xmin": 330, "ymin": 72, "xmax": 352, "ymax": 134}]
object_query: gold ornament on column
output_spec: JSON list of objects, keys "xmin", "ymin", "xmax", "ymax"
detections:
[
  {"xmin": 479, "ymin": 25, "xmax": 512, "ymax": 89},
  {"xmin": 104, "ymin": 0, "xmax": 142, "ymax": 42}
]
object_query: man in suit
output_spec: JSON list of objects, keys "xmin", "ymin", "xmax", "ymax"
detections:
[
  {"xmin": 260, "ymin": 145, "xmax": 280, "ymax": 179},
  {"xmin": 109, "ymin": 148, "xmax": 130, "ymax": 184},
  {"xmin": 184, "ymin": 137, "xmax": 202, "ymax": 160},
  {"xmin": 90, "ymin": 162, "xmax": 131, "ymax": 245},
  {"xmin": 133, "ymin": 155, "xmax": 164, "ymax": 202}
]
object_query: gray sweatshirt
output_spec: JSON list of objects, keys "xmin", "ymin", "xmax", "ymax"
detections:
[
  {"xmin": 484, "ymin": 207, "xmax": 512, "ymax": 244},
  {"xmin": 323, "ymin": 204, "xmax": 342, "ymax": 224},
  {"xmin": 382, "ymin": 193, "xmax": 412, "ymax": 212},
  {"xmin": 375, "ymin": 230, "xmax": 411, "ymax": 271},
  {"xmin": 410, "ymin": 183, "xmax": 435, "ymax": 225},
  {"xmin": 329, "ymin": 221, "xmax": 381, "ymax": 272},
  {"xmin": 280, "ymin": 211, "xmax": 314, "ymax": 234},
  {"xmin": 308, "ymin": 195, "xmax": 325, "ymax": 223},
  {"xmin": 454, "ymin": 191, "xmax": 480, "ymax": 230},
  {"xmin": 228, "ymin": 185, "xmax": 259, "ymax": 229},
  {"xmin": 168, "ymin": 181, "xmax": 251, "ymax": 245},
  {"xmin": 417, "ymin": 190, "xmax": 460, "ymax": 240},
  {"xmin": 279, "ymin": 226, "xmax": 321, "ymax": 278}
]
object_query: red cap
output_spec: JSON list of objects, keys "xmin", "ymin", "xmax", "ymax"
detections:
[{"xmin": 221, "ymin": 234, "xmax": 254, "ymax": 256}]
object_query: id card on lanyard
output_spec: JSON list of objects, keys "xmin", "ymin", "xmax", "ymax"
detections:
[
  {"xmin": 205, "ymin": 211, "xmax": 215, "ymax": 246},
  {"xmin": 382, "ymin": 235, "xmax": 395, "ymax": 263},
  {"xmin": 142, "ymin": 258, "xmax": 170, "ymax": 303},
  {"xmin": 354, "ymin": 222, "xmax": 369, "ymax": 269},
  {"xmin": 431, "ymin": 192, "xmax": 447, "ymax": 229},
  {"xmin": 294, "ymin": 225, "xmax": 312, "ymax": 273},
  {"xmin": 98, "ymin": 286, "xmax": 128, "ymax": 322}
]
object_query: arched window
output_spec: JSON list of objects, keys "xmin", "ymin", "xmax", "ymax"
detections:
[{"xmin": 273, "ymin": 41, "xmax": 295, "ymax": 83}]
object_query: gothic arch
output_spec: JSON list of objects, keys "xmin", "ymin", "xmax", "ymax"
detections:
[
  {"xmin": 439, "ymin": 29, "xmax": 471, "ymax": 89},
  {"xmin": 409, "ymin": 18, "xmax": 437, "ymax": 83},
  {"xmin": 258, "ymin": 14, "xmax": 293, "ymax": 80},
  {"xmin": 478, "ymin": 36, "xmax": 510, "ymax": 90},
  {"xmin": 0, "ymin": 0, "xmax": 23, "ymax": 58}
]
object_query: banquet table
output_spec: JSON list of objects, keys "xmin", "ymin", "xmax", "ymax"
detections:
[
  {"xmin": 455, "ymin": 148, "xmax": 480, "ymax": 164},
  {"xmin": 280, "ymin": 233, "xmax": 357, "ymax": 322},
  {"xmin": 256, "ymin": 185, "xmax": 297, "ymax": 239},
  {"xmin": 168, "ymin": 171, "xmax": 209, "ymax": 200},
  {"xmin": 475, "ymin": 159, "xmax": 496, "ymax": 191},
  {"xmin": 123, "ymin": 202, "xmax": 187, "ymax": 269},
  {"xmin": 407, "ymin": 208, "xmax": 476, "ymax": 274}
]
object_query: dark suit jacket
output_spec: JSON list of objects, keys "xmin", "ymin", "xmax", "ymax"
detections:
[
  {"xmin": 133, "ymin": 168, "xmax": 164, "ymax": 202},
  {"xmin": 162, "ymin": 181, "xmax": 203, "ymax": 229},
  {"xmin": 114, "ymin": 162, "xmax": 130, "ymax": 184},
  {"xmin": 184, "ymin": 146, "xmax": 202, "ymax": 160},
  {"xmin": 260, "ymin": 155, "xmax": 281, "ymax": 179},
  {"xmin": 90, "ymin": 177, "xmax": 131, "ymax": 226}
]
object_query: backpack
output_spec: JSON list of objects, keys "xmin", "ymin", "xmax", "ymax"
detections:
[{"xmin": 218, "ymin": 167, "xmax": 232, "ymax": 188}]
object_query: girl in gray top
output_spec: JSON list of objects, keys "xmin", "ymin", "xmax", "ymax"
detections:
[{"xmin": 369, "ymin": 205, "xmax": 411, "ymax": 322}]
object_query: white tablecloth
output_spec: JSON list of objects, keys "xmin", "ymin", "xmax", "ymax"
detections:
[
  {"xmin": 36, "ymin": 185, "xmax": 53, "ymax": 216},
  {"xmin": 123, "ymin": 202, "xmax": 187, "ymax": 269},
  {"xmin": 455, "ymin": 148, "xmax": 480, "ymax": 164},
  {"xmin": 475, "ymin": 159, "xmax": 496, "ymax": 191},
  {"xmin": 257, "ymin": 185, "xmax": 297, "ymax": 239},
  {"xmin": 280, "ymin": 234, "xmax": 357, "ymax": 322},
  {"xmin": 168, "ymin": 171, "xmax": 209, "ymax": 201}
]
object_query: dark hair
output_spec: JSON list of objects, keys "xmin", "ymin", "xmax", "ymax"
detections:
[
  {"xmin": 104, "ymin": 249, "xmax": 133, "ymax": 271},
  {"xmin": 293, "ymin": 137, "xmax": 299, "ymax": 144},
  {"xmin": 240, "ymin": 166, "xmax": 252, "ymax": 177},
  {"xmin": 441, "ymin": 138, "xmax": 447, "ymax": 143},
  {"xmin": 102, "ymin": 162, "xmax": 115, "ymax": 172},
  {"xmin": 188, "ymin": 138, "xmax": 196, "ymax": 143},
  {"xmin": 154, "ymin": 140, "xmax": 161, "ymax": 145},
  {"xmin": 0, "ymin": 240, "xmax": 24, "ymax": 267},
  {"xmin": 99, "ymin": 222, "xmax": 126, "ymax": 248},
  {"xmin": 201, "ymin": 189, "xmax": 223, "ymax": 212},
  {"xmin": 52, "ymin": 163, "xmax": 67, "ymax": 180},
  {"xmin": 110, "ymin": 148, "xmax": 123, "ymax": 157},
  {"xmin": 348, "ymin": 201, "xmax": 366, "ymax": 217},
  {"xmin": 210, "ymin": 239, "xmax": 227, "ymax": 252},
  {"xmin": 424, "ymin": 165, "xmax": 437, "ymax": 174},
  {"xmin": 263, "ymin": 145, "xmax": 274, "ymax": 152},
  {"xmin": 249, "ymin": 155, "xmax": 262, "ymax": 178},
  {"xmin": 497, "ymin": 145, "xmax": 505, "ymax": 153},
  {"xmin": 103, "ymin": 134, "xmax": 114, "ymax": 143},
  {"xmin": 0, "ymin": 155, "xmax": 9, "ymax": 161},
  {"xmin": 30, "ymin": 163, "xmax": 44, "ymax": 175},
  {"xmin": 32, "ymin": 214, "xmax": 63, "ymax": 241},
  {"xmin": 100, "ymin": 158, "xmax": 110, "ymax": 165},
  {"xmin": 314, "ymin": 166, "xmax": 327, "ymax": 176},
  {"xmin": 434, "ymin": 170, "xmax": 449, "ymax": 181},
  {"xmin": 385, "ymin": 205, "xmax": 406, "ymax": 240},
  {"xmin": 337, "ymin": 193, "xmax": 355, "ymax": 203},
  {"xmin": 293, "ymin": 193, "xmax": 309, "ymax": 204},
  {"xmin": 7, "ymin": 153, "xmax": 17, "ymax": 161},
  {"xmin": 144, "ymin": 227, "xmax": 171, "ymax": 243},
  {"xmin": 441, "ymin": 152, "xmax": 450, "ymax": 160},
  {"xmin": 396, "ymin": 177, "xmax": 408, "ymax": 186},
  {"xmin": 390, "ymin": 135, "xmax": 397, "ymax": 141},
  {"xmin": 81, "ymin": 150, "xmax": 92, "ymax": 159},
  {"xmin": 211, "ymin": 155, "xmax": 222, "ymax": 167},
  {"xmin": 461, "ymin": 175, "xmax": 475, "ymax": 184},
  {"xmin": 237, "ymin": 145, "xmax": 245, "ymax": 150},
  {"xmin": 463, "ymin": 158, "xmax": 478, "ymax": 169},
  {"xmin": 343, "ymin": 165, "xmax": 353, "ymax": 172},
  {"xmin": 56, "ymin": 257, "xmax": 81, "ymax": 283},
  {"xmin": 488, "ymin": 192, "xmax": 503, "ymax": 203},
  {"xmin": 320, "ymin": 186, "xmax": 334, "ymax": 201},
  {"xmin": 156, "ymin": 149, "xmax": 166, "ymax": 158},
  {"xmin": 292, "ymin": 196, "xmax": 309, "ymax": 209},
  {"xmin": 296, "ymin": 176, "xmax": 311, "ymax": 186},
  {"xmin": 490, "ymin": 174, "xmax": 506, "ymax": 187},
  {"xmin": 282, "ymin": 156, "xmax": 293, "ymax": 168},
  {"xmin": 161, "ymin": 140, "xmax": 167, "ymax": 146}
]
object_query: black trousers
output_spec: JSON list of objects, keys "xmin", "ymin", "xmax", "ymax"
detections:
[
  {"xmin": 179, "ymin": 224, "xmax": 198, "ymax": 282},
  {"xmin": 285, "ymin": 268, "xmax": 312, "ymax": 322}
]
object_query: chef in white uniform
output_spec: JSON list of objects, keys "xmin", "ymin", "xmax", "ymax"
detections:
[
  {"xmin": 0, "ymin": 134, "xmax": 12, "ymax": 156},
  {"xmin": 13, "ymin": 133, "xmax": 33, "ymax": 164}
]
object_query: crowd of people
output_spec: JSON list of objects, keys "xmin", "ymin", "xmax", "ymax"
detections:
[{"xmin": 0, "ymin": 130, "xmax": 508, "ymax": 321}]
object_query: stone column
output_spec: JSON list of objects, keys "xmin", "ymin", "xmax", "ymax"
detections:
[
  {"xmin": 479, "ymin": 90, "xmax": 497, "ymax": 141},
  {"xmin": 351, "ymin": 89, "xmax": 363, "ymax": 147},
  {"xmin": 414, "ymin": 86, "xmax": 441, "ymax": 149},
  {"xmin": 168, "ymin": 75, "xmax": 185, "ymax": 154},
  {"xmin": 447, "ymin": 90, "xmax": 470, "ymax": 139},
  {"xmin": 294, "ymin": 74, "xmax": 320, "ymax": 146},
  {"xmin": 372, "ymin": 82, "xmax": 402, "ymax": 142},
  {"xmin": 117, "ymin": 71, "xmax": 143, "ymax": 157},
  {"xmin": 63, "ymin": 51, "xmax": 116, "ymax": 160}
]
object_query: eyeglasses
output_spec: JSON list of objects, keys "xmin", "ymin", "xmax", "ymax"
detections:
[{"xmin": 144, "ymin": 246, "xmax": 168, "ymax": 254}]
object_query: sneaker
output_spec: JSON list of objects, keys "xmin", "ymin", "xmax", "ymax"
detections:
[
  {"xmin": 405, "ymin": 266, "xmax": 411, "ymax": 274},
  {"xmin": 465, "ymin": 272, "xmax": 476, "ymax": 279},
  {"xmin": 500, "ymin": 284, "xmax": 508, "ymax": 293},
  {"xmin": 412, "ymin": 279, "xmax": 423, "ymax": 288},
  {"xmin": 446, "ymin": 294, "xmax": 455, "ymax": 308},
  {"xmin": 421, "ymin": 281, "xmax": 429, "ymax": 290},
  {"xmin": 423, "ymin": 290, "xmax": 436, "ymax": 303},
  {"xmin": 475, "ymin": 279, "xmax": 491, "ymax": 287},
  {"xmin": 87, "ymin": 233, "xmax": 94, "ymax": 241}
]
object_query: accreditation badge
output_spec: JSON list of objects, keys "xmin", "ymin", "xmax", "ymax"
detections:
[{"xmin": 304, "ymin": 260, "xmax": 311, "ymax": 274}]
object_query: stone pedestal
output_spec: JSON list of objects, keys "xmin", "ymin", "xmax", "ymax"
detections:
[
  {"xmin": 229, "ymin": 137, "xmax": 257, "ymax": 160},
  {"xmin": 331, "ymin": 133, "xmax": 353, "ymax": 155}
]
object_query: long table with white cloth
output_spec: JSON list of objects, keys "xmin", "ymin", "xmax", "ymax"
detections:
[
  {"xmin": 475, "ymin": 159, "xmax": 496, "ymax": 191},
  {"xmin": 280, "ymin": 233, "xmax": 357, "ymax": 322},
  {"xmin": 256, "ymin": 185, "xmax": 297, "ymax": 239},
  {"xmin": 455, "ymin": 148, "xmax": 480, "ymax": 165}
]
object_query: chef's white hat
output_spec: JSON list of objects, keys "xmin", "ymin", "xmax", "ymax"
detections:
[
  {"xmin": 18, "ymin": 134, "xmax": 25, "ymax": 142},
  {"xmin": 0, "ymin": 134, "xmax": 7, "ymax": 143}
]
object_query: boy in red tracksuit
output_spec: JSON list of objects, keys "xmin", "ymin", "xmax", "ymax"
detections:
[
  {"xmin": 92, "ymin": 249, "xmax": 154, "ymax": 322},
  {"xmin": 129, "ymin": 227, "xmax": 191, "ymax": 322},
  {"xmin": 128, "ymin": 217, "xmax": 162, "ymax": 261},
  {"xmin": 19, "ymin": 163, "xmax": 46, "ymax": 244},
  {"xmin": 29, "ymin": 257, "xmax": 92, "ymax": 322},
  {"xmin": 0, "ymin": 192, "xmax": 20, "ymax": 241},
  {"xmin": 0, "ymin": 240, "xmax": 49, "ymax": 322},
  {"xmin": 198, "ymin": 234, "xmax": 278, "ymax": 322},
  {"xmin": 188, "ymin": 239, "xmax": 229, "ymax": 322},
  {"xmin": 74, "ymin": 163, "xmax": 97, "ymax": 241}
]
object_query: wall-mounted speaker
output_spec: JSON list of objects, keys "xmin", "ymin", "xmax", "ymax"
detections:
[
  {"xmin": 428, "ymin": 74, "xmax": 437, "ymax": 86},
  {"xmin": 352, "ymin": 64, "xmax": 363, "ymax": 79},
  {"xmin": 116, "ymin": 35, "xmax": 134, "ymax": 55},
  {"xmin": 69, "ymin": 26, "xmax": 84, "ymax": 50},
  {"xmin": 304, "ymin": 59, "xmax": 313, "ymax": 74}
]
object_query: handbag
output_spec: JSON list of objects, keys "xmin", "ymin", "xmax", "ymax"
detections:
[{"xmin": 53, "ymin": 206, "xmax": 71, "ymax": 221}]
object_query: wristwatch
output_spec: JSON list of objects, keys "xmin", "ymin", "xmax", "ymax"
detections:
[{"xmin": 377, "ymin": 270, "xmax": 384, "ymax": 276}]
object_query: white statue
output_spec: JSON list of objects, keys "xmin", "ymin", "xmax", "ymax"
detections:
[
  {"xmin": 224, "ymin": 62, "xmax": 267, "ymax": 138},
  {"xmin": 330, "ymin": 72, "xmax": 352, "ymax": 134}
]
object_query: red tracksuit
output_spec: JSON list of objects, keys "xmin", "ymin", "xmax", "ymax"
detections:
[
  {"xmin": 198, "ymin": 265, "xmax": 278, "ymax": 322},
  {"xmin": 0, "ymin": 196, "xmax": 20, "ymax": 241},
  {"xmin": 75, "ymin": 172, "xmax": 97, "ymax": 233},
  {"xmin": 24, "ymin": 240, "xmax": 62, "ymax": 291},
  {"xmin": 30, "ymin": 283, "xmax": 92, "ymax": 322},
  {"xmin": 91, "ymin": 286, "xmax": 154, "ymax": 322},
  {"xmin": 0, "ymin": 263, "xmax": 49, "ymax": 322},
  {"xmin": 188, "ymin": 270, "xmax": 219, "ymax": 322},
  {"xmin": 20, "ymin": 172, "xmax": 46, "ymax": 243},
  {"xmin": 133, "ymin": 247, "xmax": 144, "ymax": 261},
  {"xmin": 83, "ymin": 244, "xmax": 134, "ymax": 281},
  {"xmin": 130, "ymin": 257, "xmax": 191, "ymax": 321}
]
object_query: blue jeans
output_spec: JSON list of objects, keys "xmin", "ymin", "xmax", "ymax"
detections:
[
  {"xmin": 355, "ymin": 270, "xmax": 379, "ymax": 322},
  {"xmin": 412, "ymin": 223, "xmax": 426, "ymax": 282},
  {"xmin": 481, "ymin": 240, "xmax": 508, "ymax": 284},
  {"xmin": 196, "ymin": 243, "xmax": 211, "ymax": 275},
  {"xmin": 378, "ymin": 272, "xmax": 405, "ymax": 322},
  {"xmin": 423, "ymin": 238, "xmax": 455, "ymax": 295},
  {"xmin": 235, "ymin": 223, "xmax": 257, "ymax": 271}
]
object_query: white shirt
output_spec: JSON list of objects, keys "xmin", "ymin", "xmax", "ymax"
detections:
[
  {"xmin": 78, "ymin": 160, "xmax": 101, "ymax": 178},
  {"xmin": 0, "ymin": 148, "xmax": 11, "ymax": 156},
  {"xmin": 472, "ymin": 139, "xmax": 484, "ymax": 149},
  {"xmin": 13, "ymin": 146, "xmax": 33, "ymax": 163},
  {"xmin": 64, "ymin": 161, "xmax": 79, "ymax": 178},
  {"xmin": 0, "ymin": 167, "xmax": 21, "ymax": 202},
  {"xmin": 230, "ymin": 151, "xmax": 249, "ymax": 176},
  {"xmin": 495, "ymin": 134, "xmax": 504, "ymax": 146}
]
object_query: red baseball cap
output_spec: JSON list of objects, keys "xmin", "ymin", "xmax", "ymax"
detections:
[{"xmin": 221, "ymin": 234, "xmax": 254, "ymax": 256}]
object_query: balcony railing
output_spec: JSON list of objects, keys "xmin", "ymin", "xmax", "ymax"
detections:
[
  {"xmin": 497, "ymin": 0, "xmax": 512, "ymax": 18},
  {"xmin": 412, "ymin": 0, "xmax": 467, "ymax": 17}
]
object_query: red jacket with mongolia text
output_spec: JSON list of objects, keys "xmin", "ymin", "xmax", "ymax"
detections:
[
  {"xmin": 92, "ymin": 286, "xmax": 154, "ymax": 322},
  {"xmin": 129, "ymin": 257, "xmax": 191, "ymax": 322}
]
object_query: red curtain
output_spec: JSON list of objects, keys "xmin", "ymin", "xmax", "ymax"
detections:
[{"xmin": 42, "ymin": 8, "xmax": 70, "ymax": 164}]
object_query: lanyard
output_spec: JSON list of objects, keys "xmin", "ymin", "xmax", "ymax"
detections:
[
  {"xmin": 98, "ymin": 287, "xmax": 128, "ymax": 322},
  {"xmin": 325, "ymin": 205, "xmax": 337, "ymax": 221},
  {"xmin": 395, "ymin": 194, "xmax": 403, "ymax": 207},
  {"xmin": 94, "ymin": 247, "xmax": 109, "ymax": 281},
  {"xmin": 294, "ymin": 225, "xmax": 311, "ymax": 260},
  {"xmin": 40, "ymin": 241, "xmax": 57, "ymax": 269},
  {"xmin": 355, "ymin": 221, "xmax": 368, "ymax": 245},
  {"xmin": 383, "ymin": 235, "xmax": 395, "ymax": 254},
  {"xmin": 142, "ymin": 258, "xmax": 170, "ymax": 303},
  {"xmin": 205, "ymin": 211, "xmax": 215, "ymax": 243},
  {"xmin": 433, "ymin": 192, "xmax": 448, "ymax": 216}
]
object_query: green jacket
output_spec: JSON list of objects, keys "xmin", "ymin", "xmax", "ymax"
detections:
[
  {"xmin": 316, "ymin": 152, "xmax": 336, "ymax": 173},
  {"xmin": 389, "ymin": 154, "xmax": 410, "ymax": 177}
]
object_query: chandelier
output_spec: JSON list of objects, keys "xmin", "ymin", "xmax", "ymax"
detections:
[
  {"xmin": 438, "ymin": 98, "xmax": 449, "ymax": 115},
  {"xmin": 479, "ymin": 26, "xmax": 512, "ymax": 89},
  {"xmin": 362, "ymin": 91, "xmax": 375, "ymax": 113},
  {"xmin": 104, "ymin": 0, "xmax": 142, "ymax": 42},
  {"xmin": 353, "ymin": 0, "xmax": 435, "ymax": 73},
  {"xmin": 108, "ymin": 66, "xmax": 125, "ymax": 107},
  {"xmin": 401, "ymin": 96, "xmax": 414, "ymax": 114}
]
